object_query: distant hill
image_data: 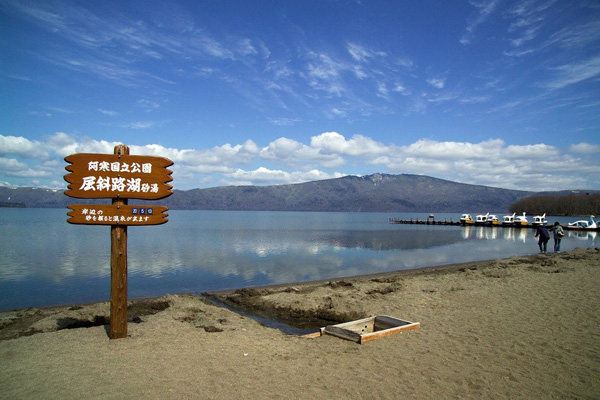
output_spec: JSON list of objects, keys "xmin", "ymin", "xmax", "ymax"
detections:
[
  {"xmin": 161, "ymin": 173, "xmax": 537, "ymax": 212},
  {"xmin": 0, "ymin": 173, "xmax": 542, "ymax": 213}
]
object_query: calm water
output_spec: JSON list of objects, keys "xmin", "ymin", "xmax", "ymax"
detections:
[{"xmin": 0, "ymin": 208, "xmax": 596, "ymax": 311}]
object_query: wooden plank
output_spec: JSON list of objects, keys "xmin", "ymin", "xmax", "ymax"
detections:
[
  {"xmin": 300, "ymin": 330, "xmax": 323, "ymax": 339},
  {"xmin": 373, "ymin": 315, "xmax": 413, "ymax": 330},
  {"xmin": 359, "ymin": 322, "xmax": 421, "ymax": 344},
  {"xmin": 67, "ymin": 204, "xmax": 169, "ymax": 226},
  {"xmin": 323, "ymin": 325, "xmax": 362, "ymax": 342},
  {"xmin": 64, "ymin": 153, "xmax": 173, "ymax": 200}
]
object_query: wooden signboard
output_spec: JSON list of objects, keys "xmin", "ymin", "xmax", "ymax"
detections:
[
  {"xmin": 67, "ymin": 204, "xmax": 169, "ymax": 226},
  {"xmin": 64, "ymin": 153, "xmax": 173, "ymax": 200},
  {"xmin": 64, "ymin": 145, "xmax": 173, "ymax": 339}
]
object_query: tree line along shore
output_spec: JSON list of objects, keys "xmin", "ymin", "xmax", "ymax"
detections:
[{"xmin": 509, "ymin": 193, "xmax": 600, "ymax": 216}]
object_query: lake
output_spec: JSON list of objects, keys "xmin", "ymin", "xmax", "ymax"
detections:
[{"xmin": 0, "ymin": 208, "xmax": 596, "ymax": 311}]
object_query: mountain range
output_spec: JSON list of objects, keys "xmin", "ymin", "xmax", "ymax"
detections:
[{"xmin": 0, "ymin": 173, "xmax": 549, "ymax": 213}]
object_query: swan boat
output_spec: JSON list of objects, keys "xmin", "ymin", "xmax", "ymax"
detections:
[
  {"xmin": 514, "ymin": 212, "xmax": 529, "ymax": 227},
  {"xmin": 567, "ymin": 215, "xmax": 598, "ymax": 231},
  {"xmin": 502, "ymin": 212, "xmax": 516, "ymax": 226},
  {"xmin": 460, "ymin": 214, "xmax": 474, "ymax": 225},
  {"xmin": 532, "ymin": 213, "xmax": 547, "ymax": 226},
  {"xmin": 487, "ymin": 214, "xmax": 500, "ymax": 226},
  {"xmin": 474, "ymin": 213, "xmax": 489, "ymax": 225}
]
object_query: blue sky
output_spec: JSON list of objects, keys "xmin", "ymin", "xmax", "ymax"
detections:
[{"xmin": 1, "ymin": 0, "xmax": 599, "ymax": 192}]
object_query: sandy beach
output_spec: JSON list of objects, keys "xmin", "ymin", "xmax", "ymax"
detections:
[{"xmin": 1, "ymin": 247, "xmax": 598, "ymax": 399}]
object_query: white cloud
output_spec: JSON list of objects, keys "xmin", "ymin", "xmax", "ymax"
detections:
[
  {"xmin": 395, "ymin": 58, "xmax": 415, "ymax": 70},
  {"xmin": 569, "ymin": 142, "xmax": 600, "ymax": 154},
  {"xmin": 124, "ymin": 121, "xmax": 159, "ymax": 130},
  {"xmin": 460, "ymin": 0, "xmax": 500, "ymax": 45},
  {"xmin": 306, "ymin": 53, "xmax": 347, "ymax": 96},
  {"xmin": 547, "ymin": 20, "xmax": 600, "ymax": 51},
  {"xmin": 0, "ymin": 135, "xmax": 50, "ymax": 159},
  {"xmin": 310, "ymin": 132, "xmax": 388, "ymax": 158},
  {"xmin": 459, "ymin": 95, "xmax": 491, "ymax": 104},
  {"xmin": 426, "ymin": 77, "xmax": 446, "ymax": 89},
  {"xmin": 267, "ymin": 117, "xmax": 302, "ymax": 126},
  {"xmin": 540, "ymin": 55, "xmax": 600, "ymax": 90},
  {"xmin": 137, "ymin": 99, "xmax": 160, "ymax": 111},
  {"xmin": 427, "ymin": 91, "xmax": 459, "ymax": 104},
  {"xmin": 346, "ymin": 43, "xmax": 387, "ymax": 63},
  {"xmin": 503, "ymin": 143, "xmax": 559, "ymax": 158},
  {"xmin": 364, "ymin": 138, "xmax": 596, "ymax": 191},
  {"xmin": 237, "ymin": 38, "xmax": 258, "ymax": 56},
  {"xmin": 6, "ymin": 167, "xmax": 51, "ymax": 178},
  {"xmin": 174, "ymin": 140, "xmax": 260, "ymax": 168},
  {"xmin": 402, "ymin": 138, "xmax": 504, "ymax": 159},
  {"xmin": 0, "ymin": 157, "xmax": 28, "ymax": 170},
  {"xmin": 260, "ymin": 137, "xmax": 344, "ymax": 167},
  {"xmin": 98, "ymin": 109, "xmax": 119, "ymax": 116},
  {"xmin": 0, "ymin": 156, "xmax": 52, "ymax": 179},
  {"xmin": 1, "ymin": 132, "xmax": 598, "ymax": 191},
  {"xmin": 382, "ymin": 156, "xmax": 450, "ymax": 174},
  {"xmin": 377, "ymin": 82, "xmax": 389, "ymax": 98},
  {"xmin": 46, "ymin": 132, "xmax": 117, "ymax": 157},
  {"xmin": 393, "ymin": 83, "xmax": 411, "ymax": 96},
  {"xmin": 225, "ymin": 167, "xmax": 342, "ymax": 186}
]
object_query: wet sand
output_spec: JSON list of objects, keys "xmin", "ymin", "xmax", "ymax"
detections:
[{"xmin": 1, "ymin": 247, "xmax": 598, "ymax": 399}]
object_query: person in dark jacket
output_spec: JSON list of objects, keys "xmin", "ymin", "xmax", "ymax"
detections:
[{"xmin": 535, "ymin": 225, "xmax": 550, "ymax": 253}]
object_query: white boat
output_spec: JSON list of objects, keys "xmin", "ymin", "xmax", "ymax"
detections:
[
  {"xmin": 567, "ymin": 215, "xmax": 597, "ymax": 231},
  {"xmin": 460, "ymin": 214, "xmax": 474, "ymax": 225},
  {"xmin": 502, "ymin": 212, "xmax": 515, "ymax": 226},
  {"xmin": 475, "ymin": 212, "xmax": 489, "ymax": 225},
  {"xmin": 532, "ymin": 213, "xmax": 547, "ymax": 226},
  {"xmin": 487, "ymin": 214, "xmax": 500, "ymax": 226},
  {"xmin": 514, "ymin": 212, "xmax": 528, "ymax": 227}
]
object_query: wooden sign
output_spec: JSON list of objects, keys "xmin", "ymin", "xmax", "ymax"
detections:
[
  {"xmin": 64, "ymin": 145, "xmax": 174, "ymax": 339},
  {"xmin": 64, "ymin": 153, "xmax": 173, "ymax": 200},
  {"xmin": 67, "ymin": 204, "xmax": 169, "ymax": 226}
]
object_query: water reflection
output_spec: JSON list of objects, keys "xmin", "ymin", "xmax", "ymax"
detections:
[
  {"xmin": 567, "ymin": 230, "xmax": 596, "ymax": 245},
  {"xmin": 322, "ymin": 228, "xmax": 463, "ymax": 250},
  {"xmin": 0, "ymin": 208, "xmax": 596, "ymax": 310},
  {"xmin": 460, "ymin": 226, "xmax": 530, "ymax": 242}
]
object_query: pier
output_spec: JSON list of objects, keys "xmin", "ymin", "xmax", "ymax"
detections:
[
  {"xmin": 388, "ymin": 217, "xmax": 461, "ymax": 226},
  {"xmin": 388, "ymin": 217, "xmax": 599, "ymax": 231}
]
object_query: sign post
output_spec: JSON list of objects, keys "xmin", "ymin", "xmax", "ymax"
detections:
[
  {"xmin": 64, "ymin": 144, "xmax": 173, "ymax": 339},
  {"xmin": 110, "ymin": 145, "xmax": 129, "ymax": 339}
]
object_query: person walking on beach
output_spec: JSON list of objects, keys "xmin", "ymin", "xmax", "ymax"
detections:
[
  {"xmin": 550, "ymin": 221, "xmax": 564, "ymax": 253},
  {"xmin": 535, "ymin": 225, "xmax": 550, "ymax": 253}
]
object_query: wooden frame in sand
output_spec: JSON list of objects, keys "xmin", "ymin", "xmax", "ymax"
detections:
[{"xmin": 306, "ymin": 315, "xmax": 420, "ymax": 344}]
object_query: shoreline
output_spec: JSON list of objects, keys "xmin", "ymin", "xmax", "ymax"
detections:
[
  {"xmin": 0, "ymin": 249, "xmax": 596, "ymax": 339},
  {"xmin": 204, "ymin": 255, "xmax": 516, "ymax": 296},
  {"xmin": 0, "ymin": 251, "xmax": 548, "ymax": 315},
  {"xmin": 1, "ymin": 247, "xmax": 598, "ymax": 399}
]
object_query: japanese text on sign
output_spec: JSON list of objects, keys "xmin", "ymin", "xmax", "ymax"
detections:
[
  {"xmin": 80, "ymin": 160, "xmax": 157, "ymax": 194},
  {"xmin": 64, "ymin": 153, "xmax": 173, "ymax": 200},
  {"xmin": 79, "ymin": 176, "xmax": 159, "ymax": 194},
  {"xmin": 80, "ymin": 207, "xmax": 153, "ymax": 223},
  {"xmin": 87, "ymin": 160, "xmax": 152, "ymax": 174},
  {"xmin": 67, "ymin": 204, "xmax": 169, "ymax": 226}
]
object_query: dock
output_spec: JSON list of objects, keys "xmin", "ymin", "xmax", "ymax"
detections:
[
  {"xmin": 388, "ymin": 217, "xmax": 461, "ymax": 226},
  {"xmin": 388, "ymin": 217, "xmax": 599, "ymax": 231}
]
